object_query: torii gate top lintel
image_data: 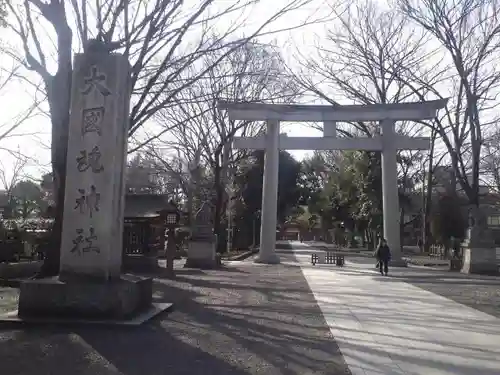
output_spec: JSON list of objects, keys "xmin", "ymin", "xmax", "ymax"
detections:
[{"xmin": 218, "ymin": 99, "xmax": 448, "ymax": 122}]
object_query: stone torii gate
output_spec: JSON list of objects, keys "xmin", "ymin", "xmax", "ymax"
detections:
[{"xmin": 218, "ymin": 100, "xmax": 447, "ymax": 264}]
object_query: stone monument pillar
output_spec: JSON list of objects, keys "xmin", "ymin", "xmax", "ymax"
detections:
[
  {"xmin": 185, "ymin": 200, "xmax": 218, "ymax": 269},
  {"xmin": 184, "ymin": 149, "xmax": 218, "ymax": 269},
  {"xmin": 461, "ymin": 206, "xmax": 498, "ymax": 275},
  {"xmin": 58, "ymin": 54, "xmax": 128, "ymax": 280},
  {"xmin": 17, "ymin": 43, "xmax": 154, "ymax": 320}
]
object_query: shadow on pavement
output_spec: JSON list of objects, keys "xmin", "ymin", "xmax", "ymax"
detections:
[{"xmin": 0, "ymin": 260, "xmax": 352, "ymax": 375}]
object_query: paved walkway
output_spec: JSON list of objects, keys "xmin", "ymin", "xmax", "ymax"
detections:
[{"xmin": 286, "ymin": 242, "xmax": 500, "ymax": 375}]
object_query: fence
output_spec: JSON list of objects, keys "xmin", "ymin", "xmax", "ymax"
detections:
[
  {"xmin": 0, "ymin": 217, "xmax": 167, "ymax": 263},
  {"xmin": 122, "ymin": 218, "xmax": 164, "ymax": 256},
  {"xmin": 429, "ymin": 244, "xmax": 446, "ymax": 259}
]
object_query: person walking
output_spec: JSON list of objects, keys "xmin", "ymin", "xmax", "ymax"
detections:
[
  {"xmin": 375, "ymin": 238, "xmax": 391, "ymax": 276},
  {"xmin": 417, "ymin": 238, "xmax": 423, "ymax": 253}
]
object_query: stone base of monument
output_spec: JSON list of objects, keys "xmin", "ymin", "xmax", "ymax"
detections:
[
  {"xmin": 185, "ymin": 236, "xmax": 219, "ymax": 269},
  {"xmin": 0, "ymin": 274, "xmax": 173, "ymax": 326},
  {"xmin": 123, "ymin": 254, "xmax": 160, "ymax": 273},
  {"xmin": 461, "ymin": 247, "xmax": 498, "ymax": 275},
  {"xmin": 254, "ymin": 252, "xmax": 281, "ymax": 264}
]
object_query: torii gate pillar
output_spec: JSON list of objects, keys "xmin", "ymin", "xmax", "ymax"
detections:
[
  {"xmin": 380, "ymin": 119, "xmax": 403, "ymax": 265},
  {"xmin": 257, "ymin": 120, "xmax": 281, "ymax": 263}
]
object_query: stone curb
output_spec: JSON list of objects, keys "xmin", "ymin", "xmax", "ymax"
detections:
[
  {"xmin": 275, "ymin": 243, "xmax": 293, "ymax": 249},
  {"xmin": 0, "ymin": 261, "xmax": 42, "ymax": 280},
  {"xmin": 314, "ymin": 246, "xmax": 369, "ymax": 256},
  {"xmin": 228, "ymin": 248, "xmax": 259, "ymax": 261},
  {"xmin": 0, "ymin": 279, "xmax": 22, "ymax": 288},
  {"xmin": 404, "ymin": 258, "xmax": 450, "ymax": 267}
]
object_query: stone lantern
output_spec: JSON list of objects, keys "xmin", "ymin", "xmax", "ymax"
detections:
[
  {"xmin": 160, "ymin": 201, "xmax": 181, "ymax": 276},
  {"xmin": 461, "ymin": 206, "xmax": 498, "ymax": 275}
]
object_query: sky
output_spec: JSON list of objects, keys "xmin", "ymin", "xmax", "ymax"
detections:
[
  {"xmin": 1, "ymin": 0, "xmax": 496, "ymax": 192},
  {"xmin": 0, "ymin": 0, "xmax": 448, "ymax": 190},
  {"xmin": 0, "ymin": 0, "xmax": 337, "ymax": 188}
]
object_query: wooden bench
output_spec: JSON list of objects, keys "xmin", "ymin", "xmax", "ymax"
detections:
[{"xmin": 311, "ymin": 252, "xmax": 345, "ymax": 266}]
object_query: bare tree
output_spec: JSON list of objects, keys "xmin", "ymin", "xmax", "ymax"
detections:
[
  {"xmin": 293, "ymin": 0, "xmax": 432, "ymax": 136},
  {"xmin": 0, "ymin": 59, "xmax": 44, "ymax": 154},
  {"xmin": 125, "ymin": 152, "xmax": 186, "ymax": 201},
  {"xmin": 148, "ymin": 41, "xmax": 300, "ymax": 251},
  {"xmin": 395, "ymin": 0, "xmax": 500, "ymax": 208},
  {"xmin": 0, "ymin": 151, "xmax": 28, "ymax": 193},
  {"xmin": 297, "ymin": 0, "xmax": 500, "ymax": 245},
  {"xmin": 292, "ymin": 0, "xmax": 431, "ymax": 180},
  {"xmin": 0, "ymin": 150, "xmax": 29, "ymax": 217},
  {"xmin": 293, "ymin": 1, "xmax": 435, "ymax": 243},
  {"xmin": 4, "ymin": 0, "xmax": 321, "ymax": 274},
  {"xmin": 0, "ymin": 0, "xmax": 7, "ymax": 26},
  {"xmin": 145, "ymin": 143, "xmax": 207, "ymax": 207},
  {"xmin": 481, "ymin": 127, "xmax": 500, "ymax": 192}
]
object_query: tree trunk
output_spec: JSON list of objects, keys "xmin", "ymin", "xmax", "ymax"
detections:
[
  {"xmin": 165, "ymin": 228, "xmax": 176, "ymax": 278},
  {"xmin": 423, "ymin": 130, "xmax": 436, "ymax": 253},
  {"xmin": 40, "ymin": 73, "xmax": 72, "ymax": 277},
  {"xmin": 368, "ymin": 230, "xmax": 375, "ymax": 250},
  {"xmin": 369, "ymin": 231, "xmax": 372, "ymax": 250},
  {"xmin": 213, "ymin": 191, "xmax": 227, "ymax": 252},
  {"xmin": 39, "ymin": 13, "xmax": 73, "ymax": 277},
  {"xmin": 212, "ymin": 164, "xmax": 226, "ymax": 253},
  {"xmin": 399, "ymin": 206, "xmax": 405, "ymax": 249}
]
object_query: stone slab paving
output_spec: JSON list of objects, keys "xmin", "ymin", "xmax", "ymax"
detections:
[
  {"xmin": 0, "ymin": 260, "xmax": 350, "ymax": 375},
  {"xmin": 292, "ymin": 241, "xmax": 500, "ymax": 318},
  {"xmin": 294, "ymin": 249, "xmax": 500, "ymax": 375},
  {"xmin": 299, "ymin": 240, "xmax": 500, "ymax": 318}
]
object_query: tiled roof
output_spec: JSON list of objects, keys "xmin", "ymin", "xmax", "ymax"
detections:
[{"xmin": 124, "ymin": 193, "xmax": 177, "ymax": 218}]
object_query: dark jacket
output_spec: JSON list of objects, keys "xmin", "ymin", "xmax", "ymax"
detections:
[{"xmin": 376, "ymin": 244, "xmax": 391, "ymax": 261}]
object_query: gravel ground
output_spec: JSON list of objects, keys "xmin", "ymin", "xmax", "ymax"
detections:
[
  {"xmin": 403, "ymin": 272, "xmax": 500, "ymax": 319},
  {"xmin": 0, "ymin": 261, "xmax": 350, "ymax": 375}
]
